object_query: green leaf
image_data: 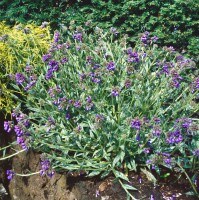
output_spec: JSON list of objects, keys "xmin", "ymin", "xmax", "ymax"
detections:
[
  {"xmin": 87, "ymin": 170, "xmax": 101, "ymax": 177},
  {"xmin": 123, "ymin": 184, "xmax": 137, "ymax": 191},
  {"xmin": 141, "ymin": 168, "xmax": 157, "ymax": 185},
  {"xmin": 113, "ymin": 170, "xmax": 129, "ymax": 181},
  {"xmin": 100, "ymin": 170, "xmax": 110, "ymax": 179}
]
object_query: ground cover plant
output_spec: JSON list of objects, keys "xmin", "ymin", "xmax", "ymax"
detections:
[
  {"xmin": 0, "ymin": 21, "xmax": 51, "ymax": 114},
  {"xmin": 2, "ymin": 27, "xmax": 199, "ymax": 199}
]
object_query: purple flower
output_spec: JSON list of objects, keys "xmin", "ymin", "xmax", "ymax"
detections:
[
  {"xmin": 76, "ymin": 46, "xmax": 81, "ymax": 51},
  {"xmin": 17, "ymin": 136, "xmax": 28, "ymax": 150},
  {"xmin": 74, "ymin": 100, "xmax": 82, "ymax": 108},
  {"xmin": 24, "ymin": 80, "xmax": 36, "ymax": 91},
  {"xmin": 141, "ymin": 32, "xmax": 150, "ymax": 45},
  {"xmin": 153, "ymin": 118, "xmax": 161, "ymax": 123},
  {"xmin": 15, "ymin": 73, "xmax": 26, "ymax": 84},
  {"xmin": 25, "ymin": 65, "xmax": 32, "ymax": 72},
  {"xmin": 42, "ymin": 54, "xmax": 52, "ymax": 62},
  {"xmin": 152, "ymin": 128, "xmax": 161, "ymax": 137},
  {"xmin": 107, "ymin": 61, "xmax": 115, "ymax": 71},
  {"xmin": 151, "ymin": 36, "xmax": 158, "ymax": 43},
  {"xmin": 47, "ymin": 171, "xmax": 55, "ymax": 178},
  {"xmin": 111, "ymin": 87, "xmax": 120, "ymax": 96},
  {"xmin": 54, "ymin": 31, "xmax": 60, "ymax": 43},
  {"xmin": 193, "ymin": 149, "xmax": 199, "ymax": 157},
  {"xmin": 6, "ymin": 170, "xmax": 15, "ymax": 181},
  {"xmin": 127, "ymin": 52, "xmax": 139, "ymax": 63},
  {"xmin": 191, "ymin": 77, "xmax": 199, "ymax": 93},
  {"xmin": 48, "ymin": 60, "xmax": 59, "ymax": 72},
  {"xmin": 40, "ymin": 159, "xmax": 54, "ymax": 178},
  {"xmin": 65, "ymin": 113, "xmax": 71, "ymax": 120},
  {"xmin": 92, "ymin": 77, "xmax": 101, "ymax": 84},
  {"xmin": 124, "ymin": 79, "xmax": 132, "ymax": 88},
  {"xmin": 181, "ymin": 118, "xmax": 192, "ymax": 129},
  {"xmin": 127, "ymin": 47, "xmax": 133, "ymax": 54},
  {"xmin": 4, "ymin": 121, "xmax": 12, "ymax": 133},
  {"xmin": 45, "ymin": 69, "xmax": 53, "ymax": 80},
  {"xmin": 14, "ymin": 125, "xmax": 24, "ymax": 137},
  {"xmin": 41, "ymin": 160, "xmax": 50, "ymax": 171},
  {"xmin": 60, "ymin": 57, "xmax": 68, "ymax": 64},
  {"xmin": 95, "ymin": 114, "xmax": 104, "ymax": 123},
  {"xmin": 79, "ymin": 73, "xmax": 86, "ymax": 82},
  {"xmin": 73, "ymin": 32, "xmax": 83, "ymax": 42},
  {"xmin": 110, "ymin": 27, "xmax": 119, "ymax": 35},
  {"xmin": 144, "ymin": 148, "xmax": 150, "ymax": 154},
  {"xmin": 170, "ymin": 79, "xmax": 180, "ymax": 88},
  {"xmin": 166, "ymin": 129, "xmax": 183, "ymax": 144},
  {"xmin": 86, "ymin": 56, "xmax": 93, "ymax": 64},
  {"xmin": 86, "ymin": 96, "xmax": 94, "ymax": 110},
  {"xmin": 131, "ymin": 119, "xmax": 142, "ymax": 130}
]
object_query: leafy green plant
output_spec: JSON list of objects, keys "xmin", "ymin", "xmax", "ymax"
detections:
[
  {"xmin": 2, "ymin": 27, "xmax": 199, "ymax": 198},
  {"xmin": 0, "ymin": 21, "xmax": 51, "ymax": 114}
]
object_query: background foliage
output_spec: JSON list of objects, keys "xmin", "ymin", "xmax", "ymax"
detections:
[{"xmin": 0, "ymin": 0, "xmax": 198, "ymax": 62}]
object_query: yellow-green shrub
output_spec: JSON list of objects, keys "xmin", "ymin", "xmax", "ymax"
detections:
[{"xmin": 0, "ymin": 22, "xmax": 52, "ymax": 114}]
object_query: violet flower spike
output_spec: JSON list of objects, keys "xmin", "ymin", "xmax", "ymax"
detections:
[{"xmin": 6, "ymin": 170, "xmax": 15, "ymax": 181}]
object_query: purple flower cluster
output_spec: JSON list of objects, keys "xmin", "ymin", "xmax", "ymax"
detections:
[
  {"xmin": 52, "ymin": 97, "xmax": 67, "ymax": 110},
  {"xmin": 107, "ymin": 61, "xmax": 115, "ymax": 71},
  {"xmin": 54, "ymin": 31, "xmax": 60, "ymax": 43},
  {"xmin": 170, "ymin": 70, "xmax": 183, "ymax": 88},
  {"xmin": 86, "ymin": 96, "xmax": 94, "ymax": 111},
  {"xmin": 45, "ymin": 59, "xmax": 60, "ymax": 80},
  {"xmin": 90, "ymin": 73, "xmax": 101, "ymax": 84},
  {"xmin": 42, "ymin": 54, "xmax": 52, "ymax": 62},
  {"xmin": 124, "ymin": 79, "xmax": 132, "ymax": 88},
  {"xmin": 14, "ymin": 124, "xmax": 23, "ymax": 136},
  {"xmin": 79, "ymin": 73, "xmax": 86, "ymax": 82},
  {"xmin": 95, "ymin": 114, "xmax": 104, "ymax": 123},
  {"xmin": 73, "ymin": 100, "xmax": 82, "ymax": 108},
  {"xmin": 6, "ymin": 170, "xmax": 15, "ymax": 181},
  {"xmin": 86, "ymin": 56, "xmax": 93, "ymax": 64},
  {"xmin": 140, "ymin": 31, "xmax": 150, "ymax": 45},
  {"xmin": 193, "ymin": 149, "xmax": 199, "ymax": 157},
  {"xmin": 191, "ymin": 77, "xmax": 199, "ymax": 93},
  {"xmin": 166, "ymin": 129, "xmax": 183, "ymax": 144},
  {"xmin": 128, "ymin": 52, "xmax": 139, "ymax": 63},
  {"xmin": 15, "ymin": 73, "xmax": 26, "ymax": 84},
  {"xmin": 10, "ymin": 111, "xmax": 30, "ymax": 150},
  {"xmin": 17, "ymin": 136, "xmax": 28, "ymax": 151},
  {"xmin": 40, "ymin": 159, "xmax": 55, "ymax": 178},
  {"xmin": 24, "ymin": 80, "xmax": 36, "ymax": 91},
  {"xmin": 25, "ymin": 65, "xmax": 32, "ymax": 72},
  {"xmin": 48, "ymin": 86, "xmax": 62, "ymax": 98},
  {"xmin": 111, "ymin": 87, "xmax": 120, "ymax": 96},
  {"xmin": 60, "ymin": 57, "xmax": 68, "ymax": 64},
  {"xmin": 73, "ymin": 32, "xmax": 83, "ymax": 42},
  {"xmin": 152, "ymin": 127, "xmax": 162, "ymax": 137},
  {"xmin": 131, "ymin": 118, "xmax": 142, "ymax": 130},
  {"xmin": 110, "ymin": 27, "xmax": 119, "ymax": 35},
  {"xmin": 4, "ymin": 121, "xmax": 13, "ymax": 133}
]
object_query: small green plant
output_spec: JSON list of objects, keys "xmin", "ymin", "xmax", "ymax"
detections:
[{"xmin": 2, "ymin": 27, "xmax": 199, "ymax": 198}]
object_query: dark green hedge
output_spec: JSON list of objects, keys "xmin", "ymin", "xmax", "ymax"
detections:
[{"xmin": 0, "ymin": 0, "xmax": 198, "ymax": 62}]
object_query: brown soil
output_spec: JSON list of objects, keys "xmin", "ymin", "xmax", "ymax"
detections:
[{"xmin": 0, "ymin": 150, "xmax": 197, "ymax": 200}]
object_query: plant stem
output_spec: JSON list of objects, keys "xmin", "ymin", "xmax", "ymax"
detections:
[
  {"xmin": 176, "ymin": 162, "xmax": 199, "ymax": 197},
  {"xmin": 0, "ymin": 149, "xmax": 26, "ymax": 160}
]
